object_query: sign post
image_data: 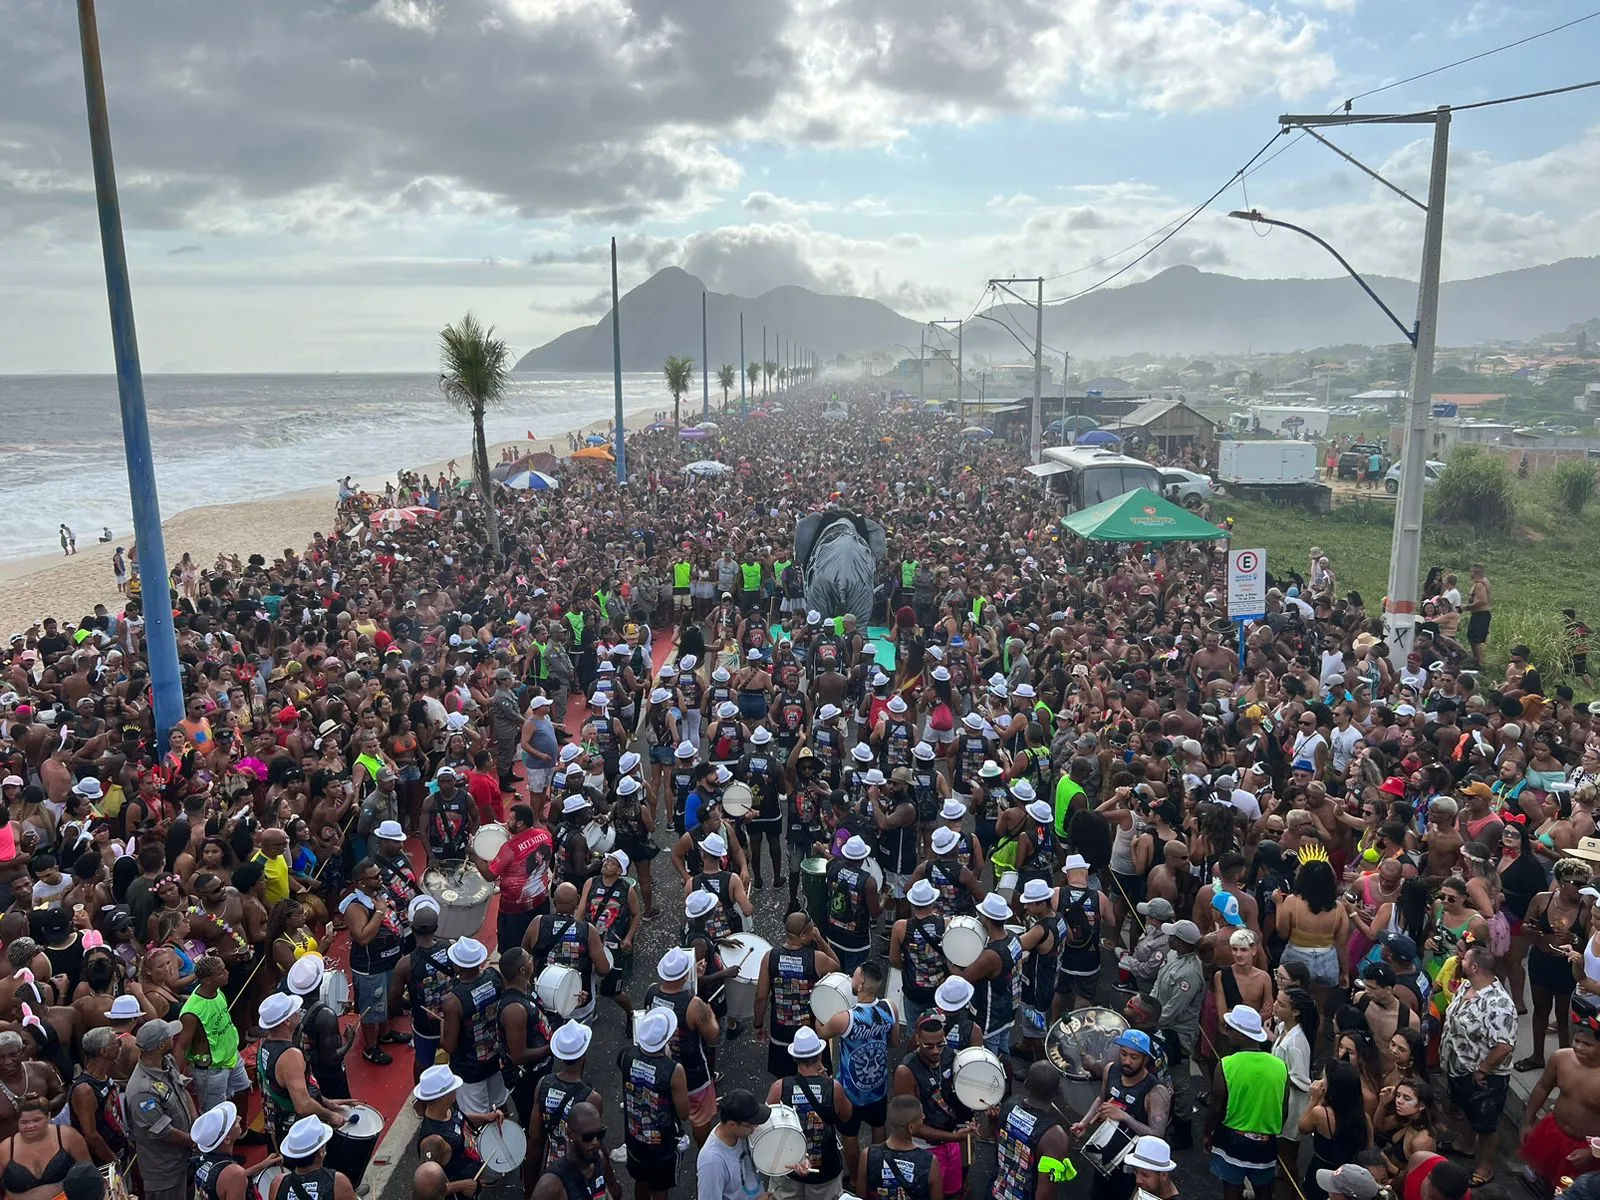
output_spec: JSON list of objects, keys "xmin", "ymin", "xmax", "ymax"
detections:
[{"xmin": 1227, "ymin": 547, "xmax": 1267, "ymax": 669}]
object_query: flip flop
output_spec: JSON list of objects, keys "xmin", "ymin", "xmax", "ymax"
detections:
[
  {"xmin": 1471, "ymin": 1171, "xmax": 1495, "ymax": 1189},
  {"xmin": 1514, "ymin": 1056, "xmax": 1546, "ymax": 1073}
]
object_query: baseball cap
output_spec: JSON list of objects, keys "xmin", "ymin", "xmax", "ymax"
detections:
[
  {"xmin": 1212, "ymin": 892, "xmax": 1244, "ymax": 927},
  {"xmin": 1166, "ymin": 920, "xmax": 1201, "ymax": 945},
  {"xmin": 1114, "ymin": 1029, "xmax": 1154, "ymax": 1056},
  {"xmin": 1136, "ymin": 898, "xmax": 1175, "ymax": 920},
  {"xmin": 1379, "ymin": 931, "xmax": 1419, "ymax": 962},
  {"xmin": 1315, "ymin": 1166, "xmax": 1380, "ymax": 1200},
  {"xmin": 717, "ymin": 1090, "xmax": 771, "ymax": 1126}
]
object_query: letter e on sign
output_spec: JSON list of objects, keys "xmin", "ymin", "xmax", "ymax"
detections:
[{"xmin": 1227, "ymin": 548, "xmax": 1267, "ymax": 621}]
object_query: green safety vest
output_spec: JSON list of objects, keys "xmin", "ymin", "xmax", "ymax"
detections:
[
  {"xmin": 565, "ymin": 611, "xmax": 585, "ymax": 642},
  {"xmin": 972, "ymin": 596, "xmax": 988, "ymax": 625},
  {"xmin": 673, "ymin": 561, "xmax": 692, "ymax": 589},
  {"xmin": 532, "ymin": 639, "xmax": 549, "ymax": 680},
  {"xmin": 773, "ymin": 559, "xmax": 791, "ymax": 583},
  {"xmin": 594, "ymin": 590, "xmax": 610, "ymax": 623},
  {"xmin": 741, "ymin": 562, "xmax": 762, "ymax": 592},
  {"xmin": 901, "ymin": 560, "xmax": 917, "ymax": 587},
  {"xmin": 833, "ymin": 616, "xmax": 846, "ymax": 636}
]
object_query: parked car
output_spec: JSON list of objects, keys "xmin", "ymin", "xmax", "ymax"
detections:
[
  {"xmin": 1383, "ymin": 459, "xmax": 1447, "ymax": 494},
  {"xmin": 1159, "ymin": 468, "xmax": 1214, "ymax": 509},
  {"xmin": 1337, "ymin": 442, "xmax": 1387, "ymax": 480}
]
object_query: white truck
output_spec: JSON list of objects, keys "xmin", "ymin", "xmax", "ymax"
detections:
[
  {"xmin": 1249, "ymin": 404, "xmax": 1330, "ymax": 440},
  {"xmin": 1216, "ymin": 439, "xmax": 1332, "ymax": 513}
]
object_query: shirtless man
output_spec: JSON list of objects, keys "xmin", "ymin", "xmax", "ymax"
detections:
[
  {"xmin": 1146, "ymin": 842, "xmax": 1194, "ymax": 916},
  {"xmin": 1520, "ymin": 1015, "xmax": 1600, "ymax": 1191},
  {"xmin": 1189, "ymin": 632, "xmax": 1236, "ymax": 688},
  {"xmin": 1420, "ymin": 799, "xmax": 1463, "ymax": 884}
]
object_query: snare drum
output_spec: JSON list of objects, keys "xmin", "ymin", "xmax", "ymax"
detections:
[
  {"xmin": 535, "ymin": 964, "xmax": 581, "ymax": 1016},
  {"xmin": 720, "ymin": 782, "xmax": 754, "ymax": 817},
  {"xmin": 472, "ymin": 822, "xmax": 509, "ymax": 860},
  {"xmin": 942, "ymin": 914, "xmax": 986, "ymax": 968},
  {"xmin": 723, "ymin": 932, "xmax": 773, "ymax": 1024},
  {"xmin": 810, "ymin": 971, "xmax": 855, "ymax": 1024},
  {"xmin": 325, "ymin": 1102, "xmax": 385, "ymax": 1187},
  {"xmin": 863, "ymin": 859, "xmax": 884, "ymax": 891},
  {"xmin": 951, "ymin": 1046, "xmax": 1007, "ymax": 1109},
  {"xmin": 1082, "ymin": 1117, "xmax": 1137, "ymax": 1176},
  {"xmin": 476, "ymin": 1120, "xmax": 529, "ymax": 1177},
  {"xmin": 584, "ymin": 820, "xmax": 616, "ymax": 853},
  {"xmin": 749, "ymin": 1105, "xmax": 808, "ymax": 1175}
]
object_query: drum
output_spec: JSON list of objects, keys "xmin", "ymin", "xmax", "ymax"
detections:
[
  {"xmin": 536, "ymin": 964, "xmax": 581, "ymax": 1017},
  {"xmin": 256, "ymin": 1165, "xmax": 285, "ymax": 1200},
  {"xmin": 749, "ymin": 1105, "xmax": 808, "ymax": 1175},
  {"xmin": 810, "ymin": 971, "xmax": 854, "ymax": 1024},
  {"xmin": 421, "ymin": 862, "xmax": 495, "ymax": 940},
  {"xmin": 476, "ymin": 1119, "xmax": 528, "ymax": 1177},
  {"xmin": 325, "ymin": 1102, "xmax": 384, "ymax": 1186},
  {"xmin": 319, "ymin": 967, "xmax": 350, "ymax": 1014},
  {"xmin": 472, "ymin": 822, "xmax": 509, "ymax": 861},
  {"xmin": 720, "ymin": 782, "xmax": 754, "ymax": 817},
  {"xmin": 942, "ymin": 915, "xmax": 986, "ymax": 968},
  {"xmin": 863, "ymin": 859, "xmax": 884, "ymax": 891},
  {"xmin": 886, "ymin": 966, "xmax": 905, "ymax": 1023},
  {"xmin": 801, "ymin": 857, "xmax": 830, "ymax": 927},
  {"xmin": 996, "ymin": 871, "xmax": 1018, "ymax": 904},
  {"xmin": 722, "ymin": 932, "xmax": 773, "ymax": 1025},
  {"xmin": 584, "ymin": 820, "xmax": 616, "ymax": 853},
  {"xmin": 951, "ymin": 1046, "xmax": 1007, "ymax": 1109},
  {"xmin": 1082, "ymin": 1118, "xmax": 1137, "ymax": 1176},
  {"xmin": 1044, "ymin": 1007, "xmax": 1133, "ymax": 1116}
]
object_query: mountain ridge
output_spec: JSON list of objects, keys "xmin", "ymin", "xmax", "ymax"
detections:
[{"xmin": 514, "ymin": 257, "xmax": 1600, "ymax": 370}]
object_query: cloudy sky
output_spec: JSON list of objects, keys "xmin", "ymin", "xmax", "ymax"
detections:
[{"xmin": 2, "ymin": 0, "xmax": 1598, "ymax": 372}]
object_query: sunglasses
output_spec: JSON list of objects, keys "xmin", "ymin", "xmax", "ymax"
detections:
[{"xmin": 576, "ymin": 1130, "xmax": 605, "ymax": 1144}]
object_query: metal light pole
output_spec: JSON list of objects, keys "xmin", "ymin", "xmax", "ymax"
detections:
[
  {"xmin": 762, "ymin": 326, "xmax": 767, "ymax": 397},
  {"xmin": 929, "ymin": 319, "xmax": 964, "ymax": 418},
  {"xmin": 918, "ymin": 329, "xmax": 926, "ymax": 402},
  {"xmin": 1268, "ymin": 105, "xmax": 1452, "ymax": 658},
  {"xmin": 739, "ymin": 313, "xmax": 746, "ymax": 417},
  {"xmin": 610, "ymin": 238, "xmax": 627, "ymax": 484},
  {"xmin": 75, "ymin": 0, "xmax": 183, "ymax": 744},
  {"xmin": 987, "ymin": 277, "xmax": 1047, "ymax": 462},
  {"xmin": 701, "ymin": 291, "xmax": 709, "ymax": 418}
]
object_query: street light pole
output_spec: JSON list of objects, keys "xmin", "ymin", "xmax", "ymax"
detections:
[
  {"xmin": 1272, "ymin": 105, "xmax": 1451, "ymax": 658},
  {"xmin": 988, "ymin": 277, "xmax": 1047, "ymax": 463},
  {"xmin": 928, "ymin": 319, "xmax": 964, "ymax": 419},
  {"xmin": 75, "ymin": 0, "xmax": 184, "ymax": 746},
  {"xmin": 918, "ymin": 329, "xmax": 926, "ymax": 402}
]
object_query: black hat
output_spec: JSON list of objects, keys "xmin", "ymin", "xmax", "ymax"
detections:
[{"xmin": 717, "ymin": 1090, "xmax": 771, "ymax": 1126}]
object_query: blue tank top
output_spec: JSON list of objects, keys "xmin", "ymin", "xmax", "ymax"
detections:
[{"xmin": 839, "ymin": 999, "xmax": 895, "ymax": 1104}]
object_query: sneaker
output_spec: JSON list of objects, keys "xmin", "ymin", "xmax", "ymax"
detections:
[
  {"xmin": 379, "ymin": 1031, "xmax": 412, "ymax": 1046},
  {"xmin": 362, "ymin": 1046, "xmax": 394, "ymax": 1066}
]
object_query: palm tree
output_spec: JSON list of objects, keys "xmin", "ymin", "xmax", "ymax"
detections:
[
  {"xmin": 778, "ymin": 366, "xmax": 789, "ymax": 391},
  {"xmin": 663, "ymin": 355, "xmax": 694, "ymax": 427},
  {"xmin": 716, "ymin": 364, "xmax": 736, "ymax": 412},
  {"xmin": 763, "ymin": 360, "xmax": 777, "ymax": 396},
  {"xmin": 438, "ymin": 312, "xmax": 510, "ymax": 557},
  {"xmin": 746, "ymin": 361, "xmax": 761, "ymax": 398}
]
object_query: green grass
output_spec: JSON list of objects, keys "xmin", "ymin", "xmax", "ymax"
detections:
[{"xmin": 1214, "ymin": 486, "xmax": 1594, "ymax": 687}]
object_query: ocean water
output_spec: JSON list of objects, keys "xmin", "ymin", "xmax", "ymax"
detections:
[{"xmin": 0, "ymin": 372, "xmax": 666, "ymax": 562}]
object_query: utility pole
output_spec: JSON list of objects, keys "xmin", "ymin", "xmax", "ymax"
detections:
[
  {"xmin": 700, "ymin": 291, "xmax": 709, "ymax": 419},
  {"xmin": 75, "ymin": 0, "xmax": 183, "ymax": 746},
  {"xmin": 928, "ymin": 319, "xmax": 964, "ymax": 418},
  {"xmin": 918, "ymin": 328, "xmax": 926, "ymax": 403},
  {"xmin": 610, "ymin": 238, "xmax": 627, "ymax": 484},
  {"xmin": 739, "ymin": 312, "xmax": 746, "ymax": 418},
  {"xmin": 987, "ymin": 277, "xmax": 1047, "ymax": 462},
  {"xmin": 1275, "ymin": 106, "xmax": 1451, "ymax": 659},
  {"xmin": 762, "ymin": 326, "xmax": 767, "ymax": 397}
]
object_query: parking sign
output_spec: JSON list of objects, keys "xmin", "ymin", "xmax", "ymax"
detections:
[{"xmin": 1227, "ymin": 548, "xmax": 1267, "ymax": 620}]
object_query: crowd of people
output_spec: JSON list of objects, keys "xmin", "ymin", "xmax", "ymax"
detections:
[{"xmin": 0, "ymin": 385, "xmax": 1596, "ymax": 1200}]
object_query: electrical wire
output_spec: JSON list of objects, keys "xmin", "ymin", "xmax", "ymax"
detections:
[
  {"xmin": 1041, "ymin": 129, "xmax": 1287, "ymax": 305},
  {"xmin": 1312, "ymin": 76, "xmax": 1600, "ymax": 125},
  {"xmin": 1341, "ymin": 9, "xmax": 1600, "ymax": 107}
]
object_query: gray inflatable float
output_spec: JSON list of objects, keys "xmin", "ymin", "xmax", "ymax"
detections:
[{"xmin": 794, "ymin": 510, "xmax": 888, "ymax": 623}]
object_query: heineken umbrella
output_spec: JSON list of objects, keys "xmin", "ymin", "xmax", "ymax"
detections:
[{"xmin": 1060, "ymin": 488, "xmax": 1229, "ymax": 543}]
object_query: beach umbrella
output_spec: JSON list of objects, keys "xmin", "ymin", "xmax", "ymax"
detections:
[
  {"xmin": 698, "ymin": 421, "xmax": 721, "ymax": 432},
  {"xmin": 1077, "ymin": 429, "xmax": 1122, "ymax": 446},
  {"xmin": 678, "ymin": 427, "xmax": 710, "ymax": 440},
  {"xmin": 369, "ymin": 506, "xmax": 437, "ymax": 527},
  {"xmin": 645, "ymin": 421, "xmax": 672, "ymax": 433},
  {"xmin": 572, "ymin": 446, "xmax": 614, "ymax": 463},
  {"xmin": 504, "ymin": 470, "xmax": 559, "ymax": 491},
  {"xmin": 961, "ymin": 426, "xmax": 994, "ymax": 440},
  {"xmin": 683, "ymin": 460, "xmax": 733, "ymax": 477},
  {"xmin": 584, "ymin": 434, "xmax": 608, "ymax": 446}
]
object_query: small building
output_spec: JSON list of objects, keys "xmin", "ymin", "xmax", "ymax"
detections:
[{"xmin": 1112, "ymin": 398, "xmax": 1217, "ymax": 457}]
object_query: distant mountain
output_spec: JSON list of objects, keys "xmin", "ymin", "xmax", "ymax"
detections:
[
  {"xmin": 517, "ymin": 259, "xmax": 1600, "ymax": 369},
  {"xmin": 979, "ymin": 258, "xmax": 1600, "ymax": 358},
  {"xmin": 515, "ymin": 267, "xmax": 924, "ymax": 372}
]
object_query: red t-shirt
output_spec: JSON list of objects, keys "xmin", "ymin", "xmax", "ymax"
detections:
[
  {"xmin": 487, "ymin": 826, "xmax": 552, "ymax": 914},
  {"xmin": 466, "ymin": 770, "xmax": 505, "ymax": 825}
]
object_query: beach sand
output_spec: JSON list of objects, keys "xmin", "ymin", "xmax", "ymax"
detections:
[{"xmin": 0, "ymin": 407, "xmax": 663, "ymax": 634}]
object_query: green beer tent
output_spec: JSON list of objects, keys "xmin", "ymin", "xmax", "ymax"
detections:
[{"xmin": 1060, "ymin": 487, "xmax": 1230, "ymax": 543}]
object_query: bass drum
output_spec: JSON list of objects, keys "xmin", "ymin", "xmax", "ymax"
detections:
[
  {"xmin": 1045, "ymin": 1006, "xmax": 1133, "ymax": 1117},
  {"xmin": 325, "ymin": 1102, "xmax": 384, "ymax": 1187},
  {"xmin": 584, "ymin": 820, "xmax": 616, "ymax": 854}
]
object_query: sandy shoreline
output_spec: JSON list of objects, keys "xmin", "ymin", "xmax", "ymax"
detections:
[{"xmin": 0, "ymin": 406, "xmax": 664, "ymax": 633}]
